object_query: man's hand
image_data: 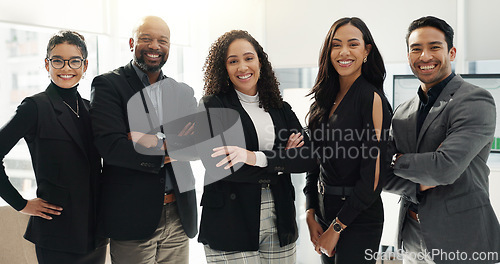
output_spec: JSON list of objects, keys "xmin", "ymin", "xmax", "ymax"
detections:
[
  {"xmin": 212, "ymin": 146, "xmax": 256, "ymax": 170},
  {"xmin": 420, "ymin": 184, "xmax": 436, "ymax": 191},
  {"xmin": 128, "ymin": 131, "xmax": 158, "ymax": 148},
  {"xmin": 164, "ymin": 156, "xmax": 177, "ymax": 164},
  {"xmin": 20, "ymin": 198, "xmax": 63, "ymax": 220},
  {"xmin": 391, "ymin": 153, "xmax": 403, "ymax": 168},
  {"xmin": 178, "ymin": 122, "xmax": 195, "ymax": 136}
]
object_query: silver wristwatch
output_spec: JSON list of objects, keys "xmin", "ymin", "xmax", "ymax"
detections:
[{"xmin": 156, "ymin": 132, "xmax": 166, "ymax": 148}]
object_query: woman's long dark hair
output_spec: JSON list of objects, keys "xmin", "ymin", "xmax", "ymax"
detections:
[
  {"xmin": 203, "ymin": 30, "xmax": 283, "ymax": 111},
  {"xmin": 307, "ymin": 17, "xmax": 385, "ymax": 132}
]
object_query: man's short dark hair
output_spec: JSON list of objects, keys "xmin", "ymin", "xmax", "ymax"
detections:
[{"xmin": 406, "ymin": 16, "xmax": 454, "ymax": 51}]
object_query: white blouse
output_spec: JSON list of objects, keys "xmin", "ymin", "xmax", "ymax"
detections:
[{"xmin": 235, "ymin": 89, "xmax": 275, "ymax": 167}]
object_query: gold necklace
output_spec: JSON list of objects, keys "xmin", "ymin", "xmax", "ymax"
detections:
[{"xmin": 62, "ymin": 100, "xmax": 79, "ymax": 118}]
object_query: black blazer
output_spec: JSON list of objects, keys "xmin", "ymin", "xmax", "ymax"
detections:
[
  {"xmin": 90, "ymin": 62, "xmax": 198, "ymax": 240},
  {"xmin": 0, "ymin": 83, "xmax": 105, "ymax": 254},
  {"xmin": 198, "ymin": 89, "xmax": 314, "ymax": 251}
]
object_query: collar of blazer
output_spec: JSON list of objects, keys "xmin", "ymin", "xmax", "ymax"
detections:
[
  {"xmin": 123, "ymin": 61, "xmax": 149, "ymax": 94},
  {"xmin": 416, "ymin": 74, "xmax": 462, "ymax": 147},
  {"xmin": 45, "ymin": 83, "xmax": 88, "ymax": 157}
]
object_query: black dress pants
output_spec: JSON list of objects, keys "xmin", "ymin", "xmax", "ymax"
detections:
[
  {"xmin": 35, "ymin": 245, "xmax": 106, "ymax": 264},
  {"xmin": 318, "ymin": 193, "xmax": 384, "ymax": 264}
]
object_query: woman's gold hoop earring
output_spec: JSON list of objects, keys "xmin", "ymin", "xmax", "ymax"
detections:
[{"xmin": 363, "ymin": 57, "xmax": 367, "ymax": 63}]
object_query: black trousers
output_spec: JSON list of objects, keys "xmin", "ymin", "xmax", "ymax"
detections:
[
  {"xmin": 35, "ymin": 245, "xmax": 106, "ymax": 264},
  {"xmin": 318, "ymin": 193, "xmax": 384, "ymax": 264}
]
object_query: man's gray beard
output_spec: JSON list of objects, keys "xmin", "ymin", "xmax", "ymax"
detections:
[{"xmin": 134, "ymin": 56, "xmax": 166, "ymax": 73}]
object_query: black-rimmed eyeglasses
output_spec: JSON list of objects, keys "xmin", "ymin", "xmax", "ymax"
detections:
[{"xmin": 47, "ymin": 58, "xmax": 85, "ymax": 69}]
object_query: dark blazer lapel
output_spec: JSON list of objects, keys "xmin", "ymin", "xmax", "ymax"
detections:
[
  {"xmin": 161, "ymin": 78, "xmax": 178, "ymax": 124},
  {"xmin": 267, "ymin": 108, "xmax": 284, "ymax": 149},
  {"xmin": 81, "ymin": 97, "xmax": 90, "ymax": 112},
  {"xmin": 46, "ymin": 84, "xmax": 87, "ymax": 157},
  {"xmin": 124, "ymin": 62, "xmax": 161, "ymax": 131},
  {"xmin": 416, "ymin": 75, "xmax": 462, "ymax": 147},
  {"xmin": 227, "ymin": 90, "xmax": 259, "ymax": 151},
  {"xmin": 141, "ymin": 90, "xmax": 161, "ymax": 131},
  {"xmin": 124, "ymin": 62, "xmax": 146, "ymax": 94},
  {"xmin": 81, "ymin": 99, "xmax": 100, "ymax": 158},
  {"xmin": 402, "ymin": 96, "xmax": 419, "ymax": 152}
]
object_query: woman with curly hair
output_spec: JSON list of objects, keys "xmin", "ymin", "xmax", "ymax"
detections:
[
  {"xmin": 303, "ymin": 17, "xmax": 392, "ymax": 263},
  {"xmin": 197, "ymin": 30, "xmax": 311, "ymax": 263}
]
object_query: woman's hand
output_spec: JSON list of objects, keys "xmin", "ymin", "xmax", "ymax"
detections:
[
  {"xmin": 306, "ymin": 209, "xmax": 324, "ymax": 247},
  {"xmin": 20, "ymin": 198, "xmax": 63, "ymax": 220},
  {"xmin": 212, "ymin": 146, "xmax": 256, "ymax": 170},
  {"xmin": 285, "ymin": 132, "xmax": 304, "ymax": 150},
  {"xmin": 315, "ymin": 223, "xmax": 340, "ymax": 257}
]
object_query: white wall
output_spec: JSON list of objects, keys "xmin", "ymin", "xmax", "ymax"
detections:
[
  {"xmin": 1, "ymin": 0, "xmax": 498, "ymax": 84},
  {"xmin": 465, "ymin": 0, "xmax": 500, "ymax": 61},
  {"xmin": 0, "ymin": 0, "xmax": 106, "ymax": 33},
  {"xmin": 264, "ymin": 0, "xmax": 500, "ymax": 68}
]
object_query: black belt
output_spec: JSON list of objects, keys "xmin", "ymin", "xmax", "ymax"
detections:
[{"xmin": 318, "ymin": 181, "xmax": 354, "ymax": 198}]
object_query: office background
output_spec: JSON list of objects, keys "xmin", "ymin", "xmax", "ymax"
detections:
[{"xmin": 0, "ymin": 0, "xmax": 499, "ymax": 263}]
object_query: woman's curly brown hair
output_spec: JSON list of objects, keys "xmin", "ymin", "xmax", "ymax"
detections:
[{"xmin": 203, "ymin": 30, "xmax": 283, "ymax": 111}]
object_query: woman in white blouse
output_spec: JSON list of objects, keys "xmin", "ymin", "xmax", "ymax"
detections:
[{"xmin": 197, "ymin": 30, "xmax": 315, "ymax": 264}]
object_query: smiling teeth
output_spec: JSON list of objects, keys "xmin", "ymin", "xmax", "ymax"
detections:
[
  {"xmin": 238, "ymin": 74, "xmax": 251, "ymax": 79},
  {"xmin": 420, "ymin": 65, "xmax": 435, "ymax": 70},
  {"xmin": 339, "ymin": 60, "xmax": 353, "ymax": 65},
  {"xmin": 60, "ymin": 75, "xmax": 73, "ymax": 78},
  {"xmin": 146, "ymin": 53, "xmax": 160, "ymax": 58}
]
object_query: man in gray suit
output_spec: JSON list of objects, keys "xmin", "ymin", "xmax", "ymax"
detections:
[{"xmin": 385, "ymin": 16, "xmax": 500, "ymax": 263}]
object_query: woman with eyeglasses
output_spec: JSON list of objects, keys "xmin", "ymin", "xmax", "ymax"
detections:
[{"xmin": 0, "ymin": 30, "xmax": 107, "ymax": 264}]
